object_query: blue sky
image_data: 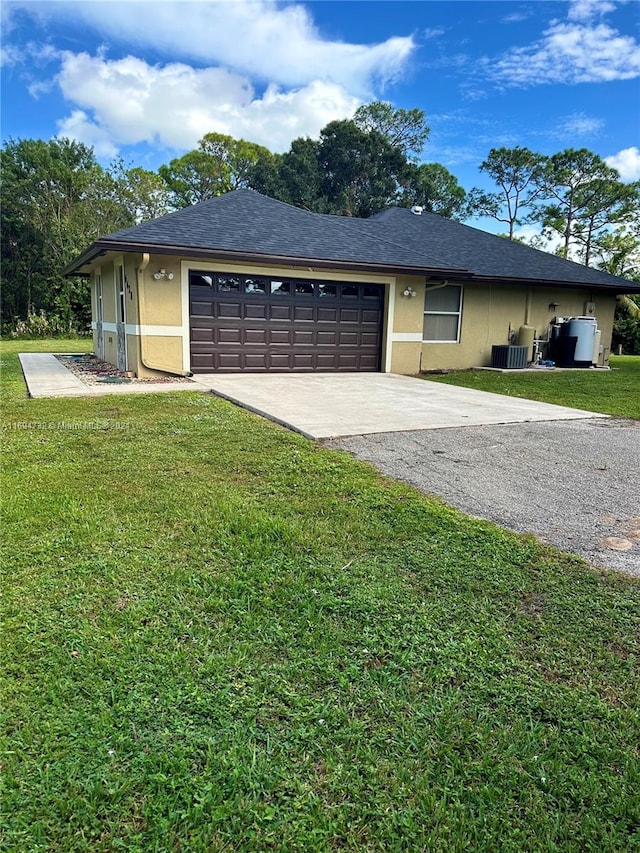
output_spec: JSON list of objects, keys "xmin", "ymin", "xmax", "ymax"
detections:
[{"xmin": 2, "ymin": 0, "xmax": 639, "ymax": 218}]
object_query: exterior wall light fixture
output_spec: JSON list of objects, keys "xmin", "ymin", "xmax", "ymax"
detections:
[
  {"xmin": 402, "ymin": 287, "xmax": 417, "ymax": 298},
  {"xmin": 153, "ymin": 269, "xmax": 174, "ymax": 280}
]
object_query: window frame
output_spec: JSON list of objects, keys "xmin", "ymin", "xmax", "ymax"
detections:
[
  {"xmin": 423, "ymin": 284, "xmax": 463, "ymax": 344},
  {"xmin": 95, "ymin": 268, "xmax": 103, "ymax": 324}
]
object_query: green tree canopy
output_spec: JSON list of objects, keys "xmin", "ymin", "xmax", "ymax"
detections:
[
  {"xmin": 159, "ymin": 132, "xmax": 274, "ymax": 208},
  {"xmin": 318, "ymin": 120, "xmax": 410, "ymax": 217},
  {"xmin": 400, "ymin": 162, "xmax": 467, "ymax": 220},
  {"xmin": 531, "ymin": 148, "xmax": 637, "ymax": 262},
  {"xmin": 1, "ymin": 138, "xmax": 133, "ymax": 330},
  {"xmin": 467, "ymin": 147, "xmax": 546, "ymax": 239},
  {"xmin": 112, "ymin": 163, "xmax": 171, "ymax": 223},
  {"xmin": 352, "ymin": 101, "xmax": 430, "ymax": 157},
  {"xmin": 248, "ymin": 138, "xmax": 324, "ymax": 211}
]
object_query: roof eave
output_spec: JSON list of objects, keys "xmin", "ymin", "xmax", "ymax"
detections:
[
  {"xmin": 64, "ymin": 239, "xmax": 640, "ymax": 294},
  {"xmin": 62, "ymin": 242, "xmax": 107, "ymax": 276},
  {"xmin": 469, "ymin": 273, "xmax": 640, "ymax": 294},
  {"xmin": 64, "ymin": 239, "xmax": 470, "ymax": 279}
]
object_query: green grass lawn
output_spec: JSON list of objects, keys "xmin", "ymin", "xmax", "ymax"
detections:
[
  {"xmin": 2, "ymin": 340, "xmax": 639, "ymax": 852},
  {"xmin": 423, "ymin": 355, "xmax": 640, "ymax": 420}
]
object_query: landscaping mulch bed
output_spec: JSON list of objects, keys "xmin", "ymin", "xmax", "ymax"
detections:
[{"xmin": 55, "ymin": 353, "xmax": 193, "ymax": 385}]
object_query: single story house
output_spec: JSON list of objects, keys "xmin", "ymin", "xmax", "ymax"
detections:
[{"xmin": 64, "ymin": 189, "xmax": 639, "ymax": 377}]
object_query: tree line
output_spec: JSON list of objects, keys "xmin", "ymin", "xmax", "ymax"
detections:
[{"xmin": 2, "ymin": 101, "xmax": 638, "ymax": 349}]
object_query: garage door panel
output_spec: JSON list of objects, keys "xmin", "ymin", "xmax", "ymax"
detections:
[
  {"xmin": 191, "ymin": 327, "xmax": 215, "ymax": 343},
  {"xmin": 190, "ymin": 272, "xmax": 383, "ymax": 373},
  {"xmin": 339, "ymin": 332, "xmax": 358, "ymax": 346},
  {"xmin": 270, "ymin": 305, "xmax": 292, "ymax": 321},
  {"xmin": 293, "ymin": 354, "xmax": 314, "ymax": 368},
  {"xmin": 218, "ymin": 353, "xmax": 242, "ymax": 369},
  {"xmin": 337, "ymin": 354, "xmax": 358, "ymax": 369},
  {"xmin": 218, "ymin": 328, "xmax": 242, "ymax": 343},
  {"xmin": 244, "ymin": 354, "xmax": 268, "ymax": 369},
  {"xmin": 357, "ymin": 354, "xmax": 379, "ymax": 369},
  {"xmin": 293, "ymin": 306, "xmax": 314, "ymax": 321},
  {"xmin": 191, "ymin": 353, "xmax": 215, "ymax": 370},
  {"xmin": 270, "ymin": 330, "xmax": 291, "ymax": 345},
  {"xmin": 361, "ymin": 332, "xmax": 379, "ymax": 346},
  {"xmin": 218, "ymin": 303, "xmax": 242, "ymax": 318},
  {"xmin": 270, "ymin": 354, "xmax": 292, "ymax": 369},
  {"xmin": 316, "ymin": 354, "xmax": 338, "ymax": 368},
  {"xmin": 244, "ymin": 304, "xmax": 268, "ymax": 320},
  {"xmin": 318, "ymin": 307, "xmax": 338, "ymax": 322},
  {"xmin": 191, "ymin": 301, "xmax": 214, "ymax": 316},
  {"xmin": 317, "ymin": 331, "xmax": 337, "ymax": 345},
  {"xmin": 245, "ymin": 329, "xmax": 267, "ymax": 344},
  {"xmin": 293, "ymin": 331, "xmax": 314, "ymax": 345}
]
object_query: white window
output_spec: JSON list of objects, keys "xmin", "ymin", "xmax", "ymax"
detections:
[{"xmin": 423, "ymin": 285, "xmax": 462, "ymax": 342}]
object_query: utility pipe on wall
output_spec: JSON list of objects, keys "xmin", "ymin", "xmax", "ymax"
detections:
[
  {"xmin": 425, "ymin": 280, "xmax": 450, "ymax": 294},
  {"xmin": 525, "ymin": 286, "xmax": 533, "ymax": 326},
  {"xmin": 137, "ymin": 252, "xmax": 190, "ymax": 376}
]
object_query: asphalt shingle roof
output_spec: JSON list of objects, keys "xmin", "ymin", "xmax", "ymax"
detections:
[
  {"xmin": 67, "ymin": 188, "xmax": 638, "ymax": 292},
  {"xmin": 369, "ymin": 206, "xmax": 636, "ymax": 289}
]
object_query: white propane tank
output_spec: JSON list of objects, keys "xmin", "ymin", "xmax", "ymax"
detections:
[{"xmin": 566, "ymin": 317, "xmax": 597, "ymax": 367}]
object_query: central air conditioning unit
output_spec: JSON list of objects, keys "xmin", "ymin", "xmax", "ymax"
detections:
[{"xmin": 491, "ymin": 345, "xmax": 528, "ymax": 369}]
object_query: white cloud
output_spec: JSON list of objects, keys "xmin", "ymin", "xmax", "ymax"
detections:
[
  {"xmin": 567, "ymin": 0, "xmax": 616, "ymax": 22},
  {"xmin": 605, "ymin": 146, "xmax": 640, "ymax": 181},
  {"xmin": 57, "ymin": 109, "xmax": 119, "ymax": 158},
  {"xmin": 6, "ymin": 1, "xmax": 415, "ymax": 159},
  {"xmin": 0, "ymin": 43, "xmax": 24, "ymax": 67},
  {"xmin": 54, "ymin": 51, "xmax": 359, "ymax": 154},
  {"xmin": 502, "ymin": 12, "xmax": 532, "ymax": 24},
  {"xmin": 554, "ymin": 112, "xmax": 605, "ymax": 137},
  {"xmin": 9, "ymin": 0, "xmax": 415, "ymax": 96},
  {"xmin": 488, "ymin": 3, "xmax": 640, "ymax": 86}
]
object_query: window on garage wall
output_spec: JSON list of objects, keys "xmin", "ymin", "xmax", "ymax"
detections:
[{"xmin": 423, "ymin": 284, "xmax": 462, "ymax": 342}]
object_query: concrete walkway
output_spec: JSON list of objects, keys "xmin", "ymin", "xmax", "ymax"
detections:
[
  {"xmin": 19, "ymin": 353, "xmax": 201, "ymax": 398},
  {"xmin": 194, "ymin": 373, "xmax": 605, "ymax": 438}
]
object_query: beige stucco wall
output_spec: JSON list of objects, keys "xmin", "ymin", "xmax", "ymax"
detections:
[
  {"xmin": 138, "ymin": 336, "xmax": 184, "ymax": 377},
  {"xmin": 140, "ymin": 255, "xmax": 183, "ymax": 326},
  {"xmin": 393, "ymin": 276, "xmax": 425, "ymax": 332},
  {"xmin": 421, "ymin": 282, "xmax": 617, "ymax": 371},
  {"xmin": 387, "ymin": 276, "xmax": 425, "ymax": 373},
  {"xmin": 389, "ymin": 342, "xmax": 421, "ymax": 374}
]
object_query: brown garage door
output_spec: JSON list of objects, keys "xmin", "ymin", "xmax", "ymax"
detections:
[{"xmin": 189, "ymin": 271, "xmax": 384, "ymax": 372}]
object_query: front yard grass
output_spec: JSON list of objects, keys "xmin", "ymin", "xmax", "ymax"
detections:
[
  {"xmin": 2, "ymin": 340, "xmax": 639, "ymax": 852},
  {"xmin": 423, "ymin": 355, "xmax": 640, "ymax": 420}
]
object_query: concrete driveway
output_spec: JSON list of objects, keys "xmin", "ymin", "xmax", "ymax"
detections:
[{"xmin": 196, "ymin": 373, "xmax": 603, "ymax": 438}]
